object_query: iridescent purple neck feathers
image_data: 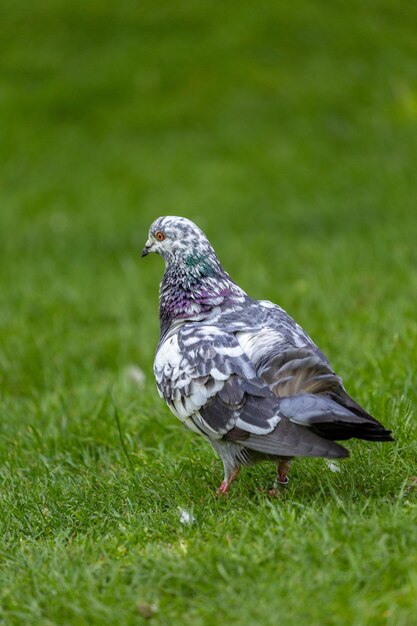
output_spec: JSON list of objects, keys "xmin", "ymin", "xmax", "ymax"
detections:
[
  {"xmin": 141, "ymin": 215, "xmax": 247, "ymax": 338},
  {"xmin": 159, "ymin": 250, "xmax": 245, "ymax": 336}
]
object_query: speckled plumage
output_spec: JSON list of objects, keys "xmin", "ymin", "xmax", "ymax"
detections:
[{"xmin": 142, "ymin": 216, "xmax": 393, "ymax": 494}]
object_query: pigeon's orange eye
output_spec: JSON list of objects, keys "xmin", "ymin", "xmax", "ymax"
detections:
[{"xmin": 155, "ymin": 231, "xmax": 165, "ymax": 241}]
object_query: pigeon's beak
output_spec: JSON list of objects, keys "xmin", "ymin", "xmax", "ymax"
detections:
[{"xmin": 141, "ymin": 239, "xmax": 152, "ymax": 258}]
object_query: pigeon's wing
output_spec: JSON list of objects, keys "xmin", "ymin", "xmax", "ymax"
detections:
[
  {"xmin": 233, "ymin": 300, "xmax": 344, "ymax": 398},
  {"xmin": 235, "ymin": 304, "xmax": 392, "ymax": 442},
  {"xmin": 154, "ymin": 324, "xmax": 281, "ymax": 439},
  {"xmin": 241, "ymin": 336, "xmax": 344, "ymax": 398},
  {"xmin": 154, "ymin": 323, "xmax": 349, "ymax": 458}
]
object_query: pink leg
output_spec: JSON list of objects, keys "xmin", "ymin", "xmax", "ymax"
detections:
[
  {"xmin": 267, "ymin": 461, "xmax": 291, "ymax": 497},
  {"xmin": 216, "ymin": 468, "xmax": 240, "ymax": 496},
  {"xmin": 277, "ymin": 461, "xmax": 291, "ymax": 485}
]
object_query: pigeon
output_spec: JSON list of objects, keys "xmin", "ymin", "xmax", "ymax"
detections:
[{"xmin": 141, "ymin": 216, "xmax": 393, "ymax": 495}]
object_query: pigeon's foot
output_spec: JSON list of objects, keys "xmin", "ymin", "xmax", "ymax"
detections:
[
  {"xmin": 216, "ymin": 481, "xmax": 230, "ymax": 496},
  {"xmin": 216, "ymin": 468, "xmax": 240, "ymax": 496},
  {"xmin": 271, "ymin": 460, "xmax": 290, "ymax": 489},
  {"xmin": 273, "ymin": 475, "xmax": 289, "ymax": 489},
  {"xmin": 264, "ymin": 461, "xmax": 291, "ymax": 496}
]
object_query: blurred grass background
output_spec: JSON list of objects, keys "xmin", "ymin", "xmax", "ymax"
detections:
[{"xmin": 1, "ymin": 1, "xmax": 417, "ymax": 624}]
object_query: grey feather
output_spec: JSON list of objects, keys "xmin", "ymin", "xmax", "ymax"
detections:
[{"xmin": 239, "ymin": 418, "xmax": 349, "ymax": 459}]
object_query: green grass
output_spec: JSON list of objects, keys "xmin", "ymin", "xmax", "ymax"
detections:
[{"xmin": 1, "ymin": 1, "xmax": 417, "ymax": 624}]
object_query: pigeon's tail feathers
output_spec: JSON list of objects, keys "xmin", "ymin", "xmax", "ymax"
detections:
[
  {"xmin": 236, "ymin": 416, "xmax": 349, "ymax": 460},
  {"xmin": 256, "ymin": 346, "xmax": 391, "ymax": 436},
  {"xmin": 279, "ymin": 394, "xmax": 393, "ymax": 442},
  {"xmin": 233, "ymin": 391, "xmax": 393, "ymax": 460}
]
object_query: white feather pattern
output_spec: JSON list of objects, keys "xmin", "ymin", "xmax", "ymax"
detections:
[{"xmin": 237, "ymin": 328, "xmax": 284, "ymax": 365}]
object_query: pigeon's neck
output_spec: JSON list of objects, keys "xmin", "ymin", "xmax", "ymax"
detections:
[{"xmin": 159, "ymin": 252, "xmax": 245, "ymax": 337}]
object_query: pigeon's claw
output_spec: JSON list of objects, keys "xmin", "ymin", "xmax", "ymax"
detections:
[
  {"xmin": 267, "ymin": 488, "xmax": 281, "ymax": 498},
  {"xmin": 216, "ymin": 481, "xmax": 230, "ymax": 496},
  {"xmin": 263, "ymin": 461, "xmax": 291, "ymax": 497},
  {"xmin": 216, "ymin": 468, "xmax": 240, "ymax": 496}
]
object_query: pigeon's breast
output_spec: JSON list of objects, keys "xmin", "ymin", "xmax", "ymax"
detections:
[
  {"xmin": 153, "ymin": 330, "xmax": 225, "ymax": 432},
  {"xmin": 154, "ymin": 333, "xmax": 188, "ymax": 398}
]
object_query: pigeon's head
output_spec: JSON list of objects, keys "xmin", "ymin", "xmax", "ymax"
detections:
[
  {"xmin": 141, "ymin": 216, "xmax": 215, "ymax": 263},
  {"xmin": 143, "ymin": 216, "xmax": 246, "ymax": 322}
]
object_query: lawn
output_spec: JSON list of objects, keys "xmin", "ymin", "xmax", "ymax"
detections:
[{"xmin": 1, "ymin": 1, "xmax": 417, "ymax": 624}]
